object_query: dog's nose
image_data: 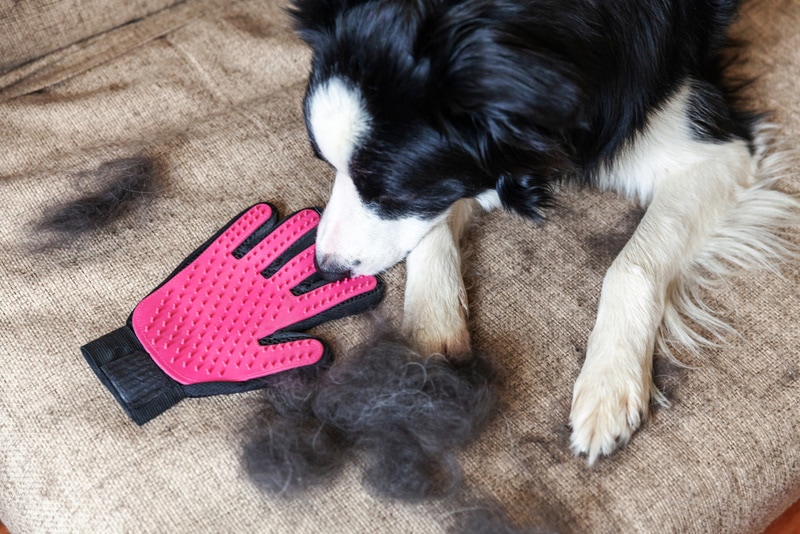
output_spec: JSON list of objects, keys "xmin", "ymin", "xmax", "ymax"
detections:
[{"xmin": 314, "ymin": 253, "xmax": 353, "ymax": 282}]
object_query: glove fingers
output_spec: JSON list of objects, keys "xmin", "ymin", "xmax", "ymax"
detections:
[
  {"xmin": 289, "ymin": 270, "xmax": 330, "ymax": 297},
  {"xmin": 260, "ymin": 237, "xmax": 384, "ymax": 332},
  {"xmin": 260, "ymin": 228, "xmax": 317, "ymax": 281},
  {"xmin": 285, "ymin": 274, "xmax": 384, "ymax": 333},
  {"xmin": 217, "ymin": 334, "xmax": 327, "ymax": 383},
  {"xmin": 147, "ymin": 203, "xmax": 278, "ymax": 292},
  {"xmin": 243, "ymin": 208, "xmax": 321, "ymax": 273},
  {"xmin": 267, "ymin": 243, "xmax": 317, "ymax": 293},
  {"xmin": 152, "ymin": 334, "xmax": 327, "ymax": 385},
  {"xmin": 213, "ymin": 203, "xmax": 278, "ymax": 258},
  {"xmin": 181, "ymin": 334, "xmax": 332, "ymax": 397}
]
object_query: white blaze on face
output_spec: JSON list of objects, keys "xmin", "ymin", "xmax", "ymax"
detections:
[
  {"xmin": 317, "ymin": 172, "xmax": 442, "ymax": 275},
  {"xmin": 307, "ymin": 77, "xmax": 370, "ymax": 171},
  {"xmin": 307, "ymin": 77, "xmax": 440, "ymax": 275}
]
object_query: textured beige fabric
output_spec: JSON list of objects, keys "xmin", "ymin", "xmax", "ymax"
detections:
[
  {"xmin": 0, "ymin": 0, "xmax": 798, "ymax": 532},
  {"xmin": 0, "ymin": 0, "xmax": 183, "ymax": 74}
]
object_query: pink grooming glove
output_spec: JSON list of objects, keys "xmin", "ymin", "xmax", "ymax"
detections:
[{"xmin": 81, "ymin": 203, "xmax": 384, "ymax": 424}]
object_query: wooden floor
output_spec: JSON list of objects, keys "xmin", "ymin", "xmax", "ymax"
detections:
[
  {"xmin": 765, "ymin": 499, "xmax": 800, "ymax": 534},
  {"xmin": 1, "ymin": 500, "xmax": 798, "ymax": 532}
]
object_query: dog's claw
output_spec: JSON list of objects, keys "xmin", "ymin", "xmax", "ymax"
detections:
[{"xmin": 569, "ymin": 363, "xmax": 651, "ymax": 465}]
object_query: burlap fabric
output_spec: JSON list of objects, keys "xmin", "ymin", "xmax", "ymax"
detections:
[
  {"xmin": 0, "ymin": 0, "xmax": 184, "ymax": 75},
  {"xmin": 1, "ymin": 0, "xmax": 798, "ymax": 532}
]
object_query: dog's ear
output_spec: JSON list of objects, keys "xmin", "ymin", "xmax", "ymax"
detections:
[
  {"xmin": 287, "ymin": 0, "xmax": 346, "ymax": 47},
  {"xmin": 289, "ymin": 0, "xmax": 383, "ymax": 47},
  {"xmin": 287, "ymin": 0, "xmax": 337, "ymax": 46},
  {"xmin": 419, "ymin": 17, "xmax": 585, "ymax": 220},
  {"xmin": 426, "ymin": 21, "xmax": 586, "ymax": 146}
]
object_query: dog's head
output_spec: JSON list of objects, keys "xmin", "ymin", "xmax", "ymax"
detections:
[{"xmin": 290, "ymin": 0, "xmax": 585, "ymax": 278}]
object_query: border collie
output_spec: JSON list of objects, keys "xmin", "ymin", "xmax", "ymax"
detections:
[{"xmin": 288, "ymin": 0, "xmax": 798, "ymax": 464}]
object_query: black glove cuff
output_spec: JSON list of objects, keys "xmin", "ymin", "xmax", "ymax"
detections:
[{"xmin": 81, "ymin": 326, "xmax": 185, "ymax": 425}]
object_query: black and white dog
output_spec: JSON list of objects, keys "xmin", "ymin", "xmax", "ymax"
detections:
[{"xmin": 289, "ymin": 0, "xmax": 798, "ymax": 464}]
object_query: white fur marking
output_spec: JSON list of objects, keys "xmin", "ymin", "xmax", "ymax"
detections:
[
  {"xmin": 571, "ymin": 85, "xmax": 800, "ymax": 465},
  {"xmin": 307, "ymin": 77, "xmax": 445, "ymax": 275},
  {"xmin": 307, "ymin": 77, "xmax": 370, "ymax": 172},
  {"xmin": 476, "ymin": 189, "xmax": 502, "ymax": 211},
  {"xmin": 403, "ymin": 199, "xmax": 480, "ymax": 357},
  {"xmin": 656, "ymin": 124, "xmax": 800, "ymax": 360},
  {"xmin": 316, "ymin": 172, "xmax": 443, "ymax": 276},
  {"xmin": 596, "ymin": 85, "xmax": 740, "ymax": 204}
]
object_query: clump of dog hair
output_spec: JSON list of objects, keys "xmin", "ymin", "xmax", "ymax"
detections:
[
  {"xmin": 314, "ymin": 331, "xmax": 498, "ymax": 499},
  {"xmin": 244, "ymin": 325, "xmax": 500, "ymax": 501},
  {"xmin": 243, "ymin": 371, "xmax": 350, "ymax": 497},
  {"xmin": 35, "ymin": 155, "xmax": 160, "ymax": 246}
]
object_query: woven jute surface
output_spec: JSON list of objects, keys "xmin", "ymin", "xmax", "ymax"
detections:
[
  {"xmin": 0, "ymin": 0, "xmax": 183, "ymax": 74},
  {"xmin": 0, "ymin": 0, "xmax": 798, "ymax": 532}
]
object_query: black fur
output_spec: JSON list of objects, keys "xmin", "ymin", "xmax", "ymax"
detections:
[
  {"xmin": 36, "ymin": 156, "xmax": 160, "ymax": 245},
  {"xmin": 244, "ymin": 326, "xmax": 499, "ymax": 500},
  {"xmin": 243, "ymin": 372, "xmax": 349, "ymax": 496},
  {"xmin": 289, "ymin": 0, "xmax": 753, "ymax": 221},
  {"xmin": 314, "ymin": 331, "xmax": 498, "ymax": 499}
]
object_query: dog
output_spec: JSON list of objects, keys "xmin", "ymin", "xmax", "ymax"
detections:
[{"xmin": 288, "ymin": 0, "xmax": 798, "ymax": 464}]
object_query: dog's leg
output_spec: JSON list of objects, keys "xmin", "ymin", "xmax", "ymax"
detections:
[
  {"xmin": 403, "ymin": 197, "xmax": 488, "ymax": 359},
  {"xmin": 569, "ymin": 86, "xmax": 798, "ymax": 464},
  {"xmin": 570, "ymin": 154, "xmax": 748, "ymax": 463}
]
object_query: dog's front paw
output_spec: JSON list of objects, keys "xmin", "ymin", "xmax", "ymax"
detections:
[
  {"xmin": 569, "ymin": 362, "xmax": 651, "ymax": 465},
  {"xmin": 403, "ymin": 210, "xmax": 474, "ymax": 360},
  {"xmin": 402, "ymin": 287, "xmax": 471, "ymax": 359}
]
